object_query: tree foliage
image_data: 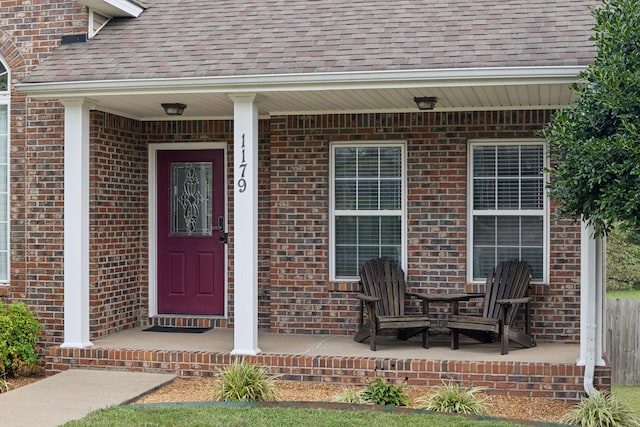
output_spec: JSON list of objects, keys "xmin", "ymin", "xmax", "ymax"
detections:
[
  {"xmin": 606, "ymin": 228, "xmax": 640, "ymax": 290},
  {"xmin": 541, "ymin": 0, "xmax": 640, "ymax": 237}
]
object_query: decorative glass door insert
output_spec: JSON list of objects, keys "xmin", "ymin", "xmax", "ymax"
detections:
[{"xmin": 171, "ymin": 162, "xmax": 212, "ymax": 236}]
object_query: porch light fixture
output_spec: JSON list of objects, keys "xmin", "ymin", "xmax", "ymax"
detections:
[
  {"xmin": 413, "ymin": 96, "xmax": 438, "ymax": 111},
  {"xmin": 162, "ymin": 103, "xmax": 187, "ymax": 116}
]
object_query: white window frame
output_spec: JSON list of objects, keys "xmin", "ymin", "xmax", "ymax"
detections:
[
  {"xmin": 0, "ymin": 58, "xmax": 10, "ymax": 284},
  {"xmin": 329, "ymin": 141, "xmax": 407, "ymax": 281},
  {"xmin": 467, "ymin": 139, "xmax": 549, "ymax": 284}
]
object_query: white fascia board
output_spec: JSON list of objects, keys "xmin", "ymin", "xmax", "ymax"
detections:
[
  {"xmin": 78, "ymin": 0, "xmax": 144, "ymax": 17},
  {"xmin": 16, "ymin": 66, "xmax": 585, "ymax": 99}
]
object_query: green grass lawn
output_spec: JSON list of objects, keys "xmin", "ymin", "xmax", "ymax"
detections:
[
  {"xmin": 606, "ymin": 289, "xmax": 640, "ymax": 299},
  {"xmin": 62, "ymin": 405, "xmax": 528, "ymax": 427},
  {"xmin": 613, "ymin": 386, "xmax": 640, "ymax": 416}
]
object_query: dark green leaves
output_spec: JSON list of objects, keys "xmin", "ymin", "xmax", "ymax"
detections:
[{"xmin": 541, "ymin": 0, "xmax": 640, "ymax": 237}]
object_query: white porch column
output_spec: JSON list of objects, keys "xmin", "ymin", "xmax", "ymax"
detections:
[
  {"xmin": 60, "ymin": 98, "xmax": 92, "ymax": 348},
  {"xmin": 230, "ymin": 93, "xmax": 261, "ymax": 355},
  {"xmin": 578, "ymin": 221, "xmax": 606, "ymax": 368}
]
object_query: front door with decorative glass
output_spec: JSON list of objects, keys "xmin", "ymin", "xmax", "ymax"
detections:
[{"xmin": 157, "ymin": 149, "xmax": 225, "ymax": 315}]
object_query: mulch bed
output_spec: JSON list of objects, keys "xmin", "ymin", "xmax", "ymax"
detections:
[{"xmin": 132, "ymin": 377, "xmax": 573, "ymax": 424}]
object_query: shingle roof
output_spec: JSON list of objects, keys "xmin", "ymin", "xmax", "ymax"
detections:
[{"xmin": 24, "ymin": 0, "xmax": 598, "ymax": 84}]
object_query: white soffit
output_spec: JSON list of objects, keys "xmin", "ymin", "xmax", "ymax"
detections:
[
  {"xmin": 78, "ymin": 0, "xmax": 144, "ymax": 17},
  {"xmin": 16, "ymin": 67, "xmax": 583, "ymax": 120}
]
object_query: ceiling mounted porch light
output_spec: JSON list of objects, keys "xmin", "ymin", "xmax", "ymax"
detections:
[
  {"xmin": 413, "ymin": 96, "xmax": 438, "ymax": 111},
  {"xmin": 162, "ymin": 103, "xmax": 187, "ymax": 116}
]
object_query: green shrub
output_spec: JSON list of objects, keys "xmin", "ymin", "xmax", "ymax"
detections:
[
  {"xmin": 560, "ymin": 391, "xmax": 640, "ymax": 427},
  {"xmin": 212, "ymin": 358, "xmax": 279, "ymax": 402},
  {"xmin": 417, "ymin": 382, "xmax": 488, "ymax": 415},
  {"xmin": 332, "ymin": 386, "xmax": 369, "ymax": 404},
  {"xmin": 359, "ymin": 377, "xmax": 410, "ymax": 407},
  {"xmin": 0, "ymin": 301, "xmax": 42, "ymax": 376},
  {"xmin": 607, "ymin": 228, "xmax": 640, "ymax": 291}
]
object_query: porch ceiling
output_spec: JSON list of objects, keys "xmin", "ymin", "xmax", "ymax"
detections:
[
  {"xmin": 88, "ymin": 83, "xmax": 574, "ymax": 121},
  {"xmin": 18, "ymin": 67, "xmax": 581, "ymax": 120}
]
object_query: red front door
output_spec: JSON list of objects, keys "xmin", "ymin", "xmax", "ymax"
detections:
[{"xmin": 157, "ymin": 149, "xmax": 225, "ymax": 315}]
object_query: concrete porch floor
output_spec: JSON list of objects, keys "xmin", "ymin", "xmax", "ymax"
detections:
[{"xmin": 92, "ymin": 326, "xmax": 579, "ymax": 364}]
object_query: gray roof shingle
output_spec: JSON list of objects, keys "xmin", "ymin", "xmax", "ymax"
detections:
[{"xmin": 24, "ymin": 0, "xmax": 598, "ymax": 83}]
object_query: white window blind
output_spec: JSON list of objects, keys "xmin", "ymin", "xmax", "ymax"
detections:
[
  {"xmin": 0, "ymin": 59, "xmax": 9, "ymax": 282},
  {"xmin": 332, "ymin": 144, "xmax": 404, "ymax": 279},
  {"xmin": 470, "ymin": 143, "xmax": 546, "ymax": 281}
]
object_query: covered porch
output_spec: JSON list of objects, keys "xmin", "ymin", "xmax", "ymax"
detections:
[
  {"xmin": 46, "ymin": 327, "xmax": 609, "ymax": 402},
  {"xmin": 28, "ymin": 87, "xmax": 610, "ymax": 404},
  {"xmin": 15, "ymin": 6, "xmax": 609, "ymax": 401}
]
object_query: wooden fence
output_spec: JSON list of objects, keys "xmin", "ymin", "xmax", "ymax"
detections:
[{"xmin": 606, "ymin": 298, "xmax": 640, "ymax": 385}]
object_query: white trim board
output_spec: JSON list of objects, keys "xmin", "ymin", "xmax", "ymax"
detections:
[{"xmin": 17, "ymin": 66, "xmax": 584, "ymax": 98}]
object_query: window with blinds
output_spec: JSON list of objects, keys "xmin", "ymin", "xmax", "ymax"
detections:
[
  {"xmin": 470, "ymin": 142, "xmax": 546, "ymax": 282},
  {"xmin": 331, "ymin": 143, "xmax": 405, "ymax": 279},
  {"xmin": 0, "ymin": 59, "xmax": 9, "ymax": 283}
]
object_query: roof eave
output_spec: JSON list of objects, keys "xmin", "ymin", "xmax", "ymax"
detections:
[
  {"xmin": 77, "ymin": 0, "xmax": 144, "ymax": 18},
  {"xmin": 16, "ymin": 66, "xmax": 586, "ymax": 99}
]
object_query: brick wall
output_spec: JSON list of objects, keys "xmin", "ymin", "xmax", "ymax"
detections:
[
  {"xmin": 48, "ymin": 346, "xmax": 611, "ymax": 402},
  {"xmin": 4, "ymin": 104, "xmax": 583, "ymax": 351},
  {"xmin": 268, "ymin": 115, "xmax": 332, "ymax": 333},
  {"xmin": 89, "ymin": 112, "xmax": 147, "ymax": 338},
  {"xmin": 22, "ymin": 101, "xmax": 66, "ymax": 346},
  {"xmin": 86, "ymin": 111, "xmax": 580, "ymax": 344},
  {"xmin": 2, "ymin": 1, "xmax": 88, "ymax": 347},
  {"xmin": 267, "ymin": 111, "xmax": 582, "ymax": 343}
]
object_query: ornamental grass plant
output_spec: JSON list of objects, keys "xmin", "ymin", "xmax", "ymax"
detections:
[
  {"xmin": 212, "ymin": 358, "xmax": 279, "ymax": 402},
  {"xmin": 332, "ymin": 386, "xmax": 369, "ymax": 404},
  {"xmin": 417, "ymin": 382, "xmax": 488, "ymax": 415},
  {"xmin": 0, "ymin": 376, "xmax": 9, "ymax": 393},
  {"xmin": 560, "ymin": 391, "xmax": 640, "ymax": 427}
]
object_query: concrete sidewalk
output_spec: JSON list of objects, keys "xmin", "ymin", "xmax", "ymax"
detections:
[{"xmin": 0, "ymin": 369, "xmax": 176, "ymax": 427}]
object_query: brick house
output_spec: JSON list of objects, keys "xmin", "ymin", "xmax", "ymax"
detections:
[{"xmin": 1, "ymin": 0, "xmax": 610, "ymax": 399}]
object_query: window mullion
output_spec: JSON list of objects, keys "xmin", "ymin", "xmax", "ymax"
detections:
[
  {"xmin": 494, "ymin": 146, "xmax": 498, "ymax": 210},
  {"xmin": 519, "ymin": 145, "xmax": 523, "ymax": 210},
  {"xmin": 472, "ymin": 209, "xmax": 544, "ymax": 216},
  {"xmin": 336, "ymin": 210, "xmax": 402, "ymax": 216},
  {"xmin": 377, "ymin": 148, "xmax": 381, "ymax": 211}
]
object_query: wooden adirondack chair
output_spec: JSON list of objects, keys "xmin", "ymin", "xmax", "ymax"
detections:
[
  {"xmin": 446, "ymin": 260, "xmax": 536, "ymax": 355},
  {"xmin": 353, "ymin": 258, "xmax": 431, "ymax": 351}
]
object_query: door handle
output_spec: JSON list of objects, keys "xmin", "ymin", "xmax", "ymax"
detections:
[
  {"xmin": 216, "ymin": 216, "xmax": 228, "ymax": 244},
  {"xmin": 216, "ymin": 216, "xmax": 225, "ymax": 232}
]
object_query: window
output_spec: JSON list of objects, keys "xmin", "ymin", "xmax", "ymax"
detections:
[
  {"xmin": 469, "ymin": 140, "xmax": 546, "ymax": 282},
  {"xmin": 0, "ymin": 63, "xmax": 6, "ymax": 91},
  {"xmin": 330, "ymin": 143, "xmax": 405, "ymax": 280},
  {"xmin": 0, "ymin": 59, "xmax": 9, "ymax": 282}
]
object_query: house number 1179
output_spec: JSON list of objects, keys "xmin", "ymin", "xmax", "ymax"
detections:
[{"xmin": 237, "ymin": 133, "xmax": 247, "ymax": 193}]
